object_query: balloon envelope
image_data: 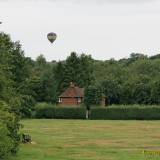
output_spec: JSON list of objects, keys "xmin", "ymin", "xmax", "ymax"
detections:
[{"xmin": 47, "ymin": 32, "xmax": 57, "ymax": 43}]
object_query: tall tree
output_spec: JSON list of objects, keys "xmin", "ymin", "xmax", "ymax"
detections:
[
  {"xmin": 57, "ymin": 52, "xmax": 94, "ymax": 90},
  {"xmin": 54, "ymin": 61, "xmax": 65, "ymax": 95},
  {"xmin": 63, "ymin": 52, "xmax": 81, "ymax": 88},
  {"xmin": 78, "ymin": 54, "xmax": 94, "ymax": 87},
  {"xmin": 0, "ymin": 32, "xmax": 26, "ymax": 157}
]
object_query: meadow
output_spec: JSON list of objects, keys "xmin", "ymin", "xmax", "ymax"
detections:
[{"xmin": 10, "ymin": 119, "xmax": 160, "ymax": 160}]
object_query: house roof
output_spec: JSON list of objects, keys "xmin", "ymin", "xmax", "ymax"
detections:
[{"xmin": 59, "ymin": 83, "xmax": 84, "ymax": 98}]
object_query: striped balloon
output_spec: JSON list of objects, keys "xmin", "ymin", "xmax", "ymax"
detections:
[{"xmin": 47, "ymin": 32, "xmax": 57, "ymax": 43}]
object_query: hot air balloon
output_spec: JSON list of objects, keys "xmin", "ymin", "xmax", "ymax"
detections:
[{"xmin": 47, "ymin": 32, "xmax": 57, "ymax": 43}]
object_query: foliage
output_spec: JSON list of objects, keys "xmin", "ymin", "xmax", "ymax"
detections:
[
  {"xmin": 34, "ymin": 103, "xmax": 55, "ymax": 118},
  {"xmin": 34, "ymin": 102, "xmax": 160, "ymax": 120},
  {"xmin": 90, "ymin": 105, "xmax": 160, "ymax": 120},
  {"xmin": 63, "ymin": 52, "xmax": 81, "ymax": 88},
  {"xmin": 102, "ymin": 78, "xmax": 120, "ymax": 104},
  {"xmin": 84, "ymin": 85, "xmax": 102, "ymax": 108},
  {"xmin": 54, "ymin": 61, "xmax": 65, "ymax": 96},
  {"xmin": 54, "ymin": 52, "xmax": 94, "ymax": 92},
  {"xmin": 0, "ymin": 32, "xmax": 29, "ymax": 158},
  {"xmin": 0, "ymin": 122, "xmax": 12, "ymax": 159},
  {"xmin": 93, "ymin": 55, "xmax": 160, "ymax": 105},
  {"xmin": 150, "ymin": 80, "xmax": 160, "ymax": 104},
  {"xmin": 0, "ymin": 101, "xmax": 20, "ymax": 159},
  {"xmin": 54, "ymin": 107, "xmax": 86, "ymax": 119},
  {"xmin": 0, "ymin": 32, "xmax": 35, "ymax": 116},
  {"xmin": 19, "ymin": 95, "xmax": 36, "ymax": 118},
  {"xmin": 20, "ymin": 51, "xmax": 160, "ymax": 106},
  {"xmin": 34, "ymin": 103, "xmax": 86, "ymax": 119}
]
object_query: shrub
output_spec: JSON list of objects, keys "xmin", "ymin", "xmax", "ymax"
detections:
[
  {"xmin": 0, "ymin": 122, "xmax": 13, "ymax": 159},
  {"xmin": 54, "ymin": 107, "xmax": 86, "ymax": 119},
  {"xmin": 34, "ymin": 103, "xmax": 55, "ymax": 118},
  {"xmin": 0, "ymin": 109, "xmax": 20, "ymax": 154},
  {"xmin": 0, "ymin": 101, "xmax": 20, "ymax": 159},
  {"xmin": 34, "ymin": 103, "xmax": 160, "ymax": 120},
  {"xmin": 20, "ymin": 95, "xmax": 36, "ymax": 118},
  {"xmin": 90, "ymin": 105, "xmax": 160, "ymax": 120},
  {"xmin": 34, "ymin": 103, "xmax": 86, "ymax": 119}
]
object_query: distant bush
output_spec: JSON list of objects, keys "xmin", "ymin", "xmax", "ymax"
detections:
[
  {"xmin": 20, "ymin": 95, "xmax": 36, "ymax": 118},
  {"xmin": 90, "ymin": 105, "xmax": 160, "ymax": 120},
  {"xmin": 34, "ymin": 103, "xmax": 86, "ymax": 119},
  {"xmin": 54, "ymin": 107, "xmax": 86, "ymax": 119},
  {"xmin": 34, "ymin": 103, "xmax": 160, "ymax": 120},
  {"xmin": 35, "ymin": 103, "xmax": 55, "ymax": 118}
]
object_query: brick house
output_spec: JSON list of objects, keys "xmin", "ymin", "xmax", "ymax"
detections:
[
  {"xmin": 59, "ymin": 82, "xmax": 108, "ymax": 106},
  {"xmin": 59, "ymin": 82, "xmax": 84, "ymax": 105}
]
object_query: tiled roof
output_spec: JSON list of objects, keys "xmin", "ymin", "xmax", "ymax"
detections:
[{"xmin": 60, "ymin": 85, "xmax": 84, "ymax": 98}]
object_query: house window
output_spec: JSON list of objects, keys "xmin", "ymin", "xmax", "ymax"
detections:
[
  {"xmin": 78, "ymin": 98, "xmax": 81, "ymax": 103},
  {"xmin": 59, "ymin": 98, "xmax": 62, "ymax": 103}
]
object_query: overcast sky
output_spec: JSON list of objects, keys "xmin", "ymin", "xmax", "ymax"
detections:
[{"xmin": 0, "ymin": 0, "xmax": 160, "ymax": 61}]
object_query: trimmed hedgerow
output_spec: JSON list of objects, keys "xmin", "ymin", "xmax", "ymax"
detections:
[
  {"xmin": 35, "ymin": 103, "xmax": 160, "ymax": 120},
  {"xmin": 34, "ymin": 103, "xmax": 55, "ymax": 119},
  {"xmin": 54, "ymin": 107, "xmax": 86, "ymax": 119},
  {"xmin": 90, "ymin": 105, "xmax": 160, "ymax": 120},
  {"xmin": 34, "ymin": 103, "xmax": 86, "ymax": 119}
]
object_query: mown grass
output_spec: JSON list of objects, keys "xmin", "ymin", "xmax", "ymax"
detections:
[{"xmin": 10, "ymin": 120, "xmax": 160, "ymax": 160}]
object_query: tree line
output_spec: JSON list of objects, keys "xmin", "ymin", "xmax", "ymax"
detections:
[{"xmin": 31, "ymin": 52, "xmax": 160, "ymax": 108}]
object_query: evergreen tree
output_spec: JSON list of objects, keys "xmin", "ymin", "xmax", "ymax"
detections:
[
  {"xmin": 63, "ymin": 52, "xmax": 81, "ymax": 88},
  {"xmin": 54, "ymin": 61, "xmax": 65, "ymax": 95},
  {"xmin": 56, "ymin": 52, "xmax": 94, "ymax": 92},
  {"xmin": 78, "ymin": 54, "xmax": 94, "ymax": 87}
]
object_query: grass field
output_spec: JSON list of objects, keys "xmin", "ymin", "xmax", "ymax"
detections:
[{"xmin": 10, "ymin": 119, "xmax": 160, "ymax": 160}]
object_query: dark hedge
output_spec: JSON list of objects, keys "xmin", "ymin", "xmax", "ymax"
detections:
[
  {"xmin": 35, "ymin": 103, "xmax": 86, "ymax": 119},
  {"xmin": 90, "ymin": 105, "xmax": 160, "ymax": 120},
  {"xmin": 35, "ymin": 103, "xmax": 160, "ymax": 120},
  {"xmin": 54, "ymin": 107, "xmax": 86, "ymax": 119}
]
